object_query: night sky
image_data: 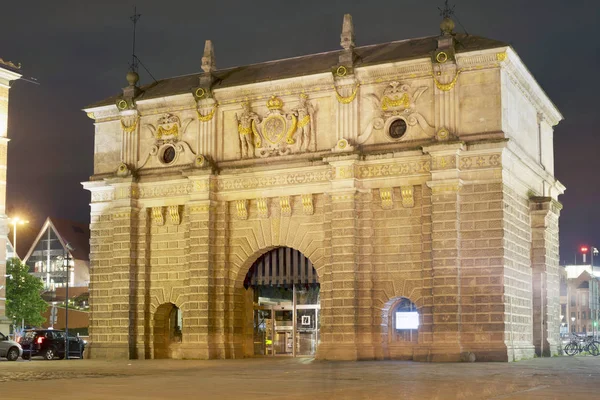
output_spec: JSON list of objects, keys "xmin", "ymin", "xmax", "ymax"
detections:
[{"xmin": 0, "ymin": 0, "xmax": 597, "ymax": 264}]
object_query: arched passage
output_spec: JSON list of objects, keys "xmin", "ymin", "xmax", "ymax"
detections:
[
  {"xmin": 242, "ymin": 247, "xmax": 320, "ymax": 357},
  {"xmin": 153, "ymin": 302, "xmax": 182, "ymax": 359},
  {"xmin": 381, "ymin": 297, "xmax": 420, "ymax": 360}
]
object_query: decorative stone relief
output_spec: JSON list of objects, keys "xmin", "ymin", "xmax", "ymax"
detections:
[
  {"xmin": 168, "ymin": 205, "xmax": 180, "ymax": 225},
  {"xmin": 236, "ymin": 94, "xmax": 317, "ymax": 159},
  {"xmin": 257, "ymin": 198, "xmax": 269, "ymax": 219},
  {"xmin": 436, "ymin": 128, "xmax": 450, "ymax": 141},
  {"xmin": 194, "ymin": 154, "xmax": 208, "ymax": 168},
  {"xmin": 400, "ymin": 186, "xmax": 414, "ymax": 208},
  {"xmin": 139, "ymin": 113, "xmax": 196, "ymax": 169},
  {"xmin": 236, "ymin": 200, "xmax": 248, "ymax": 220},
  {"xmin": 358, "ymin": 82, "xmax": 433, "ymax": 144},
  {"xmin": 280, "ymin": 196, "xmax": 292, "ymax": 217},
  {"xmin": 152, "ymin": 207, "xmax": 164, "ymax": 226},
  {"xmin": 379, "ymin": 188, "xmax": 393, "ymax": 210},
  {"xmin": 235, "ymin": 102, "xmax": 261, "ymax": 159},
  {"xmin": 291, "ymin": 94, "xmax": 315, "ymax": 152},
  {"xmin": 115, "ymin": 162, "xmax": 133, "ymax": 178},
  {"xmin": 333, "ymin": 138, "xmax": 354, "ymax": 153},
  {"xmin": 301, "ymin": 194, "xmax": 314, "ymax": 215}
]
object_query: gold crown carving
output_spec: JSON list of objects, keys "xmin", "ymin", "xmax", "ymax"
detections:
[{"xmin": 267, "ymin": 96, "xmax": 284, "ymax": 110}]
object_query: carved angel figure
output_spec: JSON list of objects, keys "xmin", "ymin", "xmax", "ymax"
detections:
[
  {"xmin": 292, "ymin": 94, "xmax": 315, "ymax": 152},
  {"xmin": 235, "ymin": 102, "xmax": 261, "ymax": 159}
]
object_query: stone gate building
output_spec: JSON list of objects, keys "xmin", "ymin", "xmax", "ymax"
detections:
[{"xmin": 83, "ymin": 14, "xmax": 564, "ymax": 362}]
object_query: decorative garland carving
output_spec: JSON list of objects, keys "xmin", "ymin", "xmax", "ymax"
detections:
[
  {"xmin": 335, "ymin": 83, "xmax": 360, "ymax": 104},
  {"xmin": 381, "ymin": 93, "xmax": 409, "ymax": 111},
  {"xmin": 197, "ymin": 104, "xmax": 217, "ymax": 122},
  {"xmin": 120, "ymin": 117, "xmax": 139, "ymax": 133},
  {"xmin": 432, "ymin": 70, "xmax": 462, "ymax": 92}
]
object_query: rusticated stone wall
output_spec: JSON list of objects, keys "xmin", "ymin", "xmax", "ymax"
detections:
[{"xmin": 84, "ymin": 144, "xmax": 563, "ymax": 363}]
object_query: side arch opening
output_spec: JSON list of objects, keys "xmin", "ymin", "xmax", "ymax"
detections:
[
  {"xmin": 382, "ymin": 297, "xmax": 420, "ymax": 360},
  {"xmin": 153, "ymin": 302, "xmax": 182, "ymax": 359}
]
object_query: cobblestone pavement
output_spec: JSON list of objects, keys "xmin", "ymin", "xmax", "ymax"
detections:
[{"xmin": 0, "ymin": 356, "xmax": 598, "ymax": 399}]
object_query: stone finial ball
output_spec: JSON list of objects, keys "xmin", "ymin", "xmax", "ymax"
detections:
[
  {"xmin": 126, "ymin": 70, "xmax": 140, "ymax": 86},
  {"xmin": 440, "ymin": 17, "xmax": 455, "ymax": 34}
]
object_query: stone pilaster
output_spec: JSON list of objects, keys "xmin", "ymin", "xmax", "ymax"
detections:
[
  {"xmin": 318, "ymin": 156, "xmax": 360, "ymax": 360},
  {"xmin": 131, "ymin": 207, "xmax": 150, "ymax": 359},
  {"xmin": 197, "ymin": 98, "xmax": 218, "ymax": 159},
  {"xmin": 530, "ymin": 197, "xmax": 562, "ymax": 357},
  {"xmin": 182, "ymin": 200, "xmax": 215, "ymax": 358},
  {"xmin": 211, "ymin": 200, "xmax": 229, "ymax": 358},
  {"xmin": 107, "ymin": 179, "xmax": 139, "ymax": 359},
  {"xmin": 423, "ymin": 143, "xmax": 464, "ymax": 361}
]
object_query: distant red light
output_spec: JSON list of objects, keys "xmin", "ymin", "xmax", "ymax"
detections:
[
  {"xmin": 581, "ymin": 246, "xmax": 589, "ymax": 253},
  {"xmin": 36, "ymin": 337, "xmax": 44, "ymax": 344}
]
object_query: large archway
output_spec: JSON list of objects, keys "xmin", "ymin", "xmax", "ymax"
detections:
[{"xmin": 243, "ymin": 247, "xmax": 320, "ymax": 357}]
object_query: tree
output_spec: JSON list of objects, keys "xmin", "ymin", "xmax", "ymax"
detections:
[{"xmin": 5, "ymin": 258, "xmax": 47, "ymax": 327}]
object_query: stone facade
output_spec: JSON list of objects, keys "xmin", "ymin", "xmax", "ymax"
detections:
[
  {"xmin": 83, "ymin": 16, "xmax": 564, "ymax": 361},
  {"xmin": 0, "ymin": 59, "xmax": 21, "ymax": 334}
]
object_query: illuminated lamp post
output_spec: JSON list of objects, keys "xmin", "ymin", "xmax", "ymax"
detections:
[
  {"xmin": 8, "ymin": 216, "xmax": 28, "ymax": 253},
  {"xmin": 63, "ymin": 243, "xmax": 74, "ymax": 360}
]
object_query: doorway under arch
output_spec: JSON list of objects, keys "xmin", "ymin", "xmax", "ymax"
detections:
[
  {"xmin": 244, "ymin": 247, "xmax": 320, "ymax": 357},
  {"xmin": 153, "ymin": 303, "xmax": 182, "ymax": 359}
]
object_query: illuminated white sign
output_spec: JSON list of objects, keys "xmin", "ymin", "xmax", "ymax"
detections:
[{"xmin": 395, "ymin": 312, "xmax": 419, "ymax": 330}]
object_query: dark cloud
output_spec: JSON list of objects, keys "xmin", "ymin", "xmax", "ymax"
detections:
[{"xmin": 1, "ymin": 0, "xmax": 597, "ymax": 263}]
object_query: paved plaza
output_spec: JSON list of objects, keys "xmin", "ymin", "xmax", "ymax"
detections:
[{"xmin": 0, "ymin": 357, "xmax": 598, "ymax": 399}]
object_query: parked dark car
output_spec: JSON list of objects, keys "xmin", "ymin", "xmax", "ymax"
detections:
[{"xmin": 19, "ymin": 329, "xmax": 85, "ymax": 360}]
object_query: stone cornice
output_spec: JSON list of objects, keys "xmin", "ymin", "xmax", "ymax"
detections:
[
  {"xmin": 0, "ymin": 67, "xmax": 21, "ymax": 87},
  {"xmin": 502, "ymin": 47, "xmax": 562, "ymax": 126}
]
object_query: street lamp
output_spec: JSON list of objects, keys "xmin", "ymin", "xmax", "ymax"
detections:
[
  {"xmin": 63, "ymin": 242, "xmax": 74, "ymax": 360},
  {"xmin": 8, "ymin": 216, "xmax": 28, "ymax": 252}
]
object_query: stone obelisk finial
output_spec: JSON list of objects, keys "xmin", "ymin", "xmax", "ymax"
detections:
[
  {"xmin": 201, "ymin": 40, "xmax": 216, "ymax": 74},
  {"xmin": 339, "ymin": 14, "xmax": 355, "ymax": 65}
]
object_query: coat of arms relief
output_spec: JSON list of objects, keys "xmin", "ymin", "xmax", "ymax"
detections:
[
  {"xmin": 139, "ymin": 113, "xmax": 197, "ymax": 169},
  {"xmin": 357, "ymin": 82, "xmax": 435, "ymax": 144},
  {"xmin": 236, "ymin": 94, "xmax": 315, "ymax": 159}
]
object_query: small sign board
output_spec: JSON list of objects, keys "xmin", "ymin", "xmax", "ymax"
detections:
[
  {"xmin": 301, "ymin": 316, "xmax": 311, "ymax": 326},
  {"xmin": 395, "ymin": 312, "xmax": 419, "ymax": 330}
]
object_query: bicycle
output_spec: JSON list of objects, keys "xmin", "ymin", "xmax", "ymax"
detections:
[{"xmin": 564, "ymin": 334, "xmax": 600, "ymax": 356}]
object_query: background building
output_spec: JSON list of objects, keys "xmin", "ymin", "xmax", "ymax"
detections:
[
  {"xmin": 0, "ymin": 58, "xmax": 21, "ymax": 334},
  {"xmin": 21, "ymin": 217, "xmax": 90, "ymax": 291},
  {"xmin": 84, "ymin": 14, "xmax": 564, "ymax": 361},
  {"xmin": 561, "ymin": 265, "xmax": 600, "ymax": 336}
]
